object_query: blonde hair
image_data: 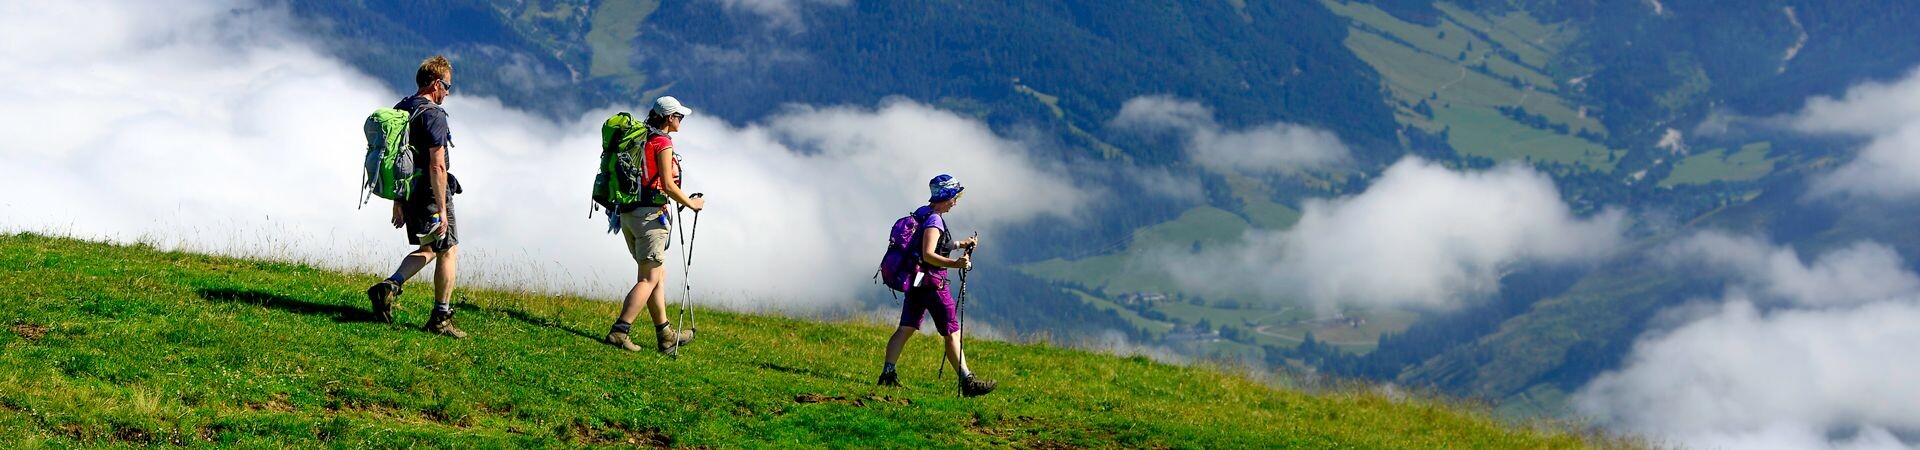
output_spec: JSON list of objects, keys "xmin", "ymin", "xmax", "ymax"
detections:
[{"xmin": 414, "ymin": 55, "xmax": 452, "ymax": 89}]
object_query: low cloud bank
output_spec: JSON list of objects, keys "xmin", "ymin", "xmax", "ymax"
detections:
[{"xmin": 0, "ymin": 0, "xmax": 1084, "ymax": 310}]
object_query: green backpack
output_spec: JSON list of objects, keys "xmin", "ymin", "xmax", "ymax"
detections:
[
  {"xmin": 360, "ymin": 104, "xmax": 437, "ymax": 206},
  {"xmin": 591, "ymin": 112, "xmax": 662, "ymax": 214}
]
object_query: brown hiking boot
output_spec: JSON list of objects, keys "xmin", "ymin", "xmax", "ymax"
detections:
[
  {"xmin": 655, "ymin": 322, "xmax": 694, "ymax": 355},
  {"xmin": 959, "ymin": 375, "xmax": 997, "ymax": 397},
  {"xmin": 605, "ymin": 331, "xmax": 644, "ymax": 352},
  {"xmin": 877, "ymin": 371, "xmax": 900, "ymax": 387},
  {"xmin": 365, "ymin": 280, "xmax": 401, "ymax": 323},
  {"xmin": 422, "ymin": 309, "xmax": 468, "ymax": 339}
]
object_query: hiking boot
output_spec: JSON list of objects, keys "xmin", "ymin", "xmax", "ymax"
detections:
[
  {"xmin": 655, "ymin": 323, "xmax": 694, "ymax": 355},
  {"xmin": 877, "ymin": 371, "xmax": 900, "ymax": 387},
  {"xmin": 605, "ymin": 331, "xmax": 644, "ymax": 352},
  {"xmin": 422, "ymin": 309, "xmax": 468, "ymax": 339},
  {"xmin": 365, "ymin": 280, "xmax": 401, "ymax": 323},
  {"xmin": 959, "ymin": 375, "xmax": 997, "ymax": 398}
]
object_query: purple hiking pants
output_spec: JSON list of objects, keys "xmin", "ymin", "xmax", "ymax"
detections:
[{"xmin": 899, "ymin": 281, "xmax": 959, "ymax": 336}]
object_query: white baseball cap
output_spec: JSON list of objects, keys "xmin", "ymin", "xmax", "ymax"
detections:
[{"xmin": 652, "ymin": 96, "xmax": 694, "ymax": 118}]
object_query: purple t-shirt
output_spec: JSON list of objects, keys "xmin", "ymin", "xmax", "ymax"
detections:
[{"xmin": 915, "ymin": 205, "xmax": 956, "ymax": 283}]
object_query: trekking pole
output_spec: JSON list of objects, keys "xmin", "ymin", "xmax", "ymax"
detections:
[
  {"xmin": 687, "ymin": 200, "xmax": 701, "ymax": 332},
  {"xmin": 939, "ymin": 231, "xmax": 978, "ymax": 378},
  {"xmin": 675, "ymin": 193, "xmax": 704, "ymax": 345}
]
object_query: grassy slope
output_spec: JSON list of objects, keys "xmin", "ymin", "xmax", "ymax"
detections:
[
  {"xmin": 1019, "ymin": 206, "xmax": 1252, "ymax": 297},
  {"xmin": 1658, "ymin": 142, "xmax": 1775, "ymax": 187},
  {"xmin": 1323, "ymin": 0, "xmax": 1617, "ymax": 170},
  {"xmin": 585, "ymin": 0, "xmax": 660, "ymax": 87},
  {"xmin": 0, "ymin": 233, "xmax": 1597, "ymax": 448}
]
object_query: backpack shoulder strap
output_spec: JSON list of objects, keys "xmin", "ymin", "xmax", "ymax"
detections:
[
  {"xmin": 642, "ymin": 128, "xmax": 671, "ymax": 185},
  {"xmin": 908, "ymin": 209, "xmax": 937, "ymax": 253}
]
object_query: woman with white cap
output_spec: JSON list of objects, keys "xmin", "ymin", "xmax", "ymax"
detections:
[
  {"xmin": 877, "ymin": 174, "xmax": 997, "ymax": 397},
  {"xmin": 605, "ymin": 96, "xmax": 706, "ymax": 355}
]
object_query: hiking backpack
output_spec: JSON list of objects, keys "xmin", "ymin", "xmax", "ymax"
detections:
[
  {"xmin": 359, "ymin": 103, "xmax": 437, "ymax": 206},
  {"xmin": 877, "ymin": 209, "xmax": 937, "ymax": 293},
  {"xmin": 592, "ymin": 112, "xmax": 678, "ymax": 215}
]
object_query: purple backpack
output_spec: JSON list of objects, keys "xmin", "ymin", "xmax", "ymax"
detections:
[{"xmin": 878, "ymin": 210, "xmax": 934, "ymax": 293}]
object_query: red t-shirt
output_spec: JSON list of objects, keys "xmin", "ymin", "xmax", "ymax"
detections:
[{"xmin": 641, "ymin": 134, "xmax": 679, "ymax": 190}]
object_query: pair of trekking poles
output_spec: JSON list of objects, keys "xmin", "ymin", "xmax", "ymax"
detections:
[
  {"xmin": 673, "ymin": 193, "xmax": 703, "ymax": 355},
  {"xmin": 939, "ymin": 231, "xmax": 978, "ymax": 378}
]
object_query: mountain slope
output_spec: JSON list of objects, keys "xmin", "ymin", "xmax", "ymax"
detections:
[{"xmin": 0, "ymin": 233, "xmax": 1607, "ymax": 448}]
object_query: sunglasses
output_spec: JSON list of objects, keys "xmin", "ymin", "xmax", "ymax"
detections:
[{"xmin": 437, "ymin": 78, "xmax": 455, "ymax": 93}]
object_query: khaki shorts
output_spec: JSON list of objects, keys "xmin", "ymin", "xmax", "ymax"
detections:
[{"xmin": 620, "ymin": 207, "xmax": 672, "ymax": 265}]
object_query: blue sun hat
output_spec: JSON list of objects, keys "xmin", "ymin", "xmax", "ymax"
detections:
[{"xmin": 928, "ymin": 174, "xmax": 965, "ymax": 203}]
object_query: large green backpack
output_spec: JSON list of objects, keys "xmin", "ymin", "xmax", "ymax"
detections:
[
  {"xmin": 592, "ymin": 112, "xmax": 665, "ymax": 214},
  {"xmin": 360, "ymin": 104, "xmax": 436, "ymax": 206}
]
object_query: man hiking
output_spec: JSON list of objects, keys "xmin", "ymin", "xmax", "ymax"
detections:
[
  {"xmin": 604, "ymin": 96, "xmax": 705, "ymax": 355},
  {"xmin": 878, "ymin": 174, "xmax": 997, "ymax": 397},
  {"xmin": 365, "ymin": 55, "xmax": 468, "ymax": 338}
]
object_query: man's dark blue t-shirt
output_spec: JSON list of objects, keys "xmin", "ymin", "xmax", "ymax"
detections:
[{"xmin": 394, "ymin": 95, "xmax": 451, "ymax": 172}]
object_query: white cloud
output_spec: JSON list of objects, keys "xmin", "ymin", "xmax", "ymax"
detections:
[
  {"xmin": 0, "ymin": 0, "xmax": 1084, "ymax": 310},
  {"xmin": 1663, "ymin": 233, "xmax": 1920, "ymax": 307},
  {"xmin": 1577, "ymin": 233, "xmax": 1920, "ymax": 449},
  {"xmin": 713, "ymin": 0, "xmax": 849, "ymax": 31},
  {"xmin": 1788, "ymin": 67, "xmax": 1920, "ymax": 200},
  {"xmin": 1791, "ymin": 69, "xmax": 1920, "ymax": 136},
  {"xmin": 1112, "ymin": 95, "xmax": 1350, "ymax": 174},
  {"xmin": 1155, "ymin": 157, "xmax": 1624, "ymax": 309}
]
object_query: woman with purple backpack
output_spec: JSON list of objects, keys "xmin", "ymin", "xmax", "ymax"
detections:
[{"xmin": 876, "ymin": 174, "xmax": 997, "ymax": 397}]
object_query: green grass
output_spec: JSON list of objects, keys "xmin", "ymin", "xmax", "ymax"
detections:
[
  {"xmin": 0, "ymin": 233, "xmax": 1605, "ymax": 448},
  {"xmin": 1434, "ymin": 104, "xmax": 1617, "ymax": 170},
  {"xmin": 1322, "ymin": 0, "xmax": 1622, "ymax": 171},
  {"xmin": 1018, "ymin": 207, "xmax": 1250, "ymax": 297},
  {"xmin": 1659, "ymin": 142, "xmax": 1775, "ymax": 187},
  {"xmin": 1495, "ymin": 385, "xmax": 1576, "ymax": 422},
  {"xmin": 1013, "ymin": 81, "xmax": 1127, "ymax": 160},
  {"xmin": 1011, "ymin": 83, "xmax": 1063, "ymax": 119},
  {"xmin": 1066, "ymin": 289, "xmax": 1174, "ymax": 339},
  {"xmin": 1224, "ymin": 173, "xmax": 1304, "ymax": 230},
  {"xmin": 1156, "ymin": 302, "xmax": 1276, "ymax": 331},
  {"xmin": 1341, "ymin": 28, "xmax": 1598, "ymax": 136},
  {"xmin": 1431, "ymin": 3, "xmax": 1570, "ymax": 69},
  {"xmin": 586, "ymin": 0, "xmax": 661, "ymax": 83},
  {"xmin": 1248, "ymin": 308, "xmax": 1422, "ymax": 355}
]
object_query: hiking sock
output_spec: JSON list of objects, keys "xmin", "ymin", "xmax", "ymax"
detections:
[
  {"xmin": 961, "ymin": 370, "xmax": 974, "ymax": 380},
  {"xmin": 655, "ymin": 322, "xmax": 672, "ymax": 331},
  {"xmin": 433, "ymin": 301, "xmax": 451, "ymax": 314},
  {"xmin": 883, "ymin": 362, "xmax": 897, "ymax": 374},
  {"xmin": 611, "ymin": 320, "xmax": 633, "ymax": 334},
  {"xmin": 385, "ymin": 273, "xmax": 406, "ymax": 287}
]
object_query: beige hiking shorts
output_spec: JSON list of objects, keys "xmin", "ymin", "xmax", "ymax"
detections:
[{"xmin": 620, "ymin": 207, "xmax": 672, "ymax": 265}]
